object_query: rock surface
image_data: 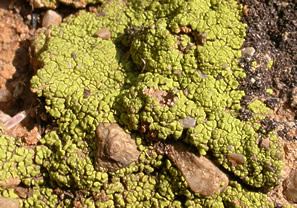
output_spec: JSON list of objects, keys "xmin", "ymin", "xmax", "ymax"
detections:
[
  {"xmin": 166, "ymin": 141, "xmax": 229, "ymax": 196},
  {"xmin": 95, "ymin": 123, "xmax": 141, "ymax": 172},
  {"xmin": 283, "ymin": 168, "xmax": 297, "ymax": 202},
  {"xmin": 0, "ymin": 197, "xmax": 20, "ymax": 208},
  {"xmin": 42, "ymin": 10, "xmax": 62, "ymax": 27}
]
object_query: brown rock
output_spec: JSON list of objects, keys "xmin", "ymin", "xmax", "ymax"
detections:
[
  {"xmin": 42, "ymin": 10, "xmax": 62, "ymax": 27},
  {"xmin": 0, "ymin": 177, "xmax": 21, "ymax": 188},
  {"xmin": 95, "ymin": 28, "xmax": 111, "ymax": 40},
  {"xmin": 166, "ymin": 141, "xmax": 229, "ymax": 196},
  {"xmin": 95, "ymin": 123, "xmax": 140, "ymax": 172},
  {"xmin": 0, "ymin": 89, "xmax": 12, "ymax": 102},
  {"xmin": 228, "ymin": 152, "xmax": 245, "ymax": 166},
  {"xmin": 283, "ymin": 168, "xmax": 297, "ymax": 202},
  {"xmin": 0, "ymin": 197, "xmax": 20, "ymax": 208},
  {"xmin": 23, "ymin": 126, "xmax": 41, "ymax": 145}
]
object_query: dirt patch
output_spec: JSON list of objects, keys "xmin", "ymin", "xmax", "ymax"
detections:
[{"xmin": 239, "ymin": 0, "xmax": 296, "ymax": 206}]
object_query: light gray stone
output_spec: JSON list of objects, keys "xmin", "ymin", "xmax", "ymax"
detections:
[{"xmin": 179, "ymin": 116, "xmax": 197, "ymax": 128}]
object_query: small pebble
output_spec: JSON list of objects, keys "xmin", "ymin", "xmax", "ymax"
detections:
[
  {"xmin": 0, "ymin": 89, "xmax": 12, "ymax": 102},
  {"xmin": 96, "ymin": 28, "xmax": 111, "ymax": 40},
  {"xmin": 42, "ymin": 10, "xmax": 62, "ymax": 27},
  {"xmin": 179, "ymin": 116, "xmax": 197, "ymax": 128},
  {"xmin": 228, "ymin": 152, "xmax": 245, "ymax": 166},
  {"xmin": 242, "ymin": 47, "xmax": 255, "ymax": 57}
]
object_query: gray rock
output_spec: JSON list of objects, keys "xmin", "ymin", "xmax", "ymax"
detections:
[
  {"xmin": 283, "ymin": 168, "xmax": 297, "ymax": 202},
  {"xmin": 179, "ymin": 116, "xmax": 197, "ymax": 128},
  {"xmin": 166, "ymin": 141, "xmax": 229, "ymax": 196},
  {"xmin": 0, "ymin": 197, "xmax": 20, "ymax": 208},
  {"xmin": 42, "ymin": 10, "xmax": 62, "ymax": 27},
  {"xmin": 95, "ymin": 123, "xmax": 140, "ymax": 172}
]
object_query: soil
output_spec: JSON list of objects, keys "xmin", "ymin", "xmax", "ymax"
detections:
[{"xmin": 0, "ymin": 0, "xmax": 296, "ymax": 207}]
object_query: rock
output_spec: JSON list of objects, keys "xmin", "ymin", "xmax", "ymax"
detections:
[
  {"xmin": 0, "ymin": 89, "xmax": 12, "ymax": 102},
  {"xmin": 95, "ymin": 123, "xmax": 141, "ymax": 172},
  {"xmin": 0, "ymin": 110, "xmax": 11, "ymax": 124},
  {"xmin": 0, "ymin": 197, "xmax": 20, "ymax": 208},
  {"xmin": 0, "ymin": 177, "xmax": 21, "ymax": 188},
  {"xmin": 166, "ymin": 141, "xmax": 229, "ymax": 196},
  {"xmin": 42, "ymin": 10, "xmax": 62, "ymax": 27},
  {"xmin": 283, "ymin": 168, "xmax": 297, "ymax": 202},
  {"xmin": 95, "ymin": 28, "xmax": 111, "ymax": 40},
  {"xmin": 228, "ymin": 152, "xmax": 245, "ymax": 166},
  {"xmin": 179, "ymin": 116, "xmax": 196, "ymax": 128},
  {"xmin": 241, "ymin": 47, "xmax": 255, "ymax": 57}
]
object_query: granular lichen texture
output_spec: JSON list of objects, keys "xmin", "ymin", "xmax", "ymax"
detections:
[{"xmin": 0, "ymin": 0, "xmax": 285, "ymax": 207}]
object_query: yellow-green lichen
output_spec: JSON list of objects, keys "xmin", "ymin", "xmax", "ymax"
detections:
[{"xmin": 4, "ymin": 0, "xmax": 283, "ymax": 207}]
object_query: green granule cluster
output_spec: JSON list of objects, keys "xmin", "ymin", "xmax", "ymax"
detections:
[{"xmin": 0, "ymin": 0, "xmax": 284, "ymax": 207}]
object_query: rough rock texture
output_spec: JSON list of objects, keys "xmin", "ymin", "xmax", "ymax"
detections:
[
  {"xmin": 95, "ymin": 123, "xmax": 140, "ymax": 172},
  {"xmin": 42, "ymin": 10, "xmax": 62, "ymax": 27},
  {"xmin": 0, "ymin": 197, "xmax": 20, "ymax": 208},
  {"xmin": 166, "ymin": 141, "xmax": 229, "ymax": 196},
  {"xmin": 283, "ymin": 168, "xmax": 297, "ymax": 203}
]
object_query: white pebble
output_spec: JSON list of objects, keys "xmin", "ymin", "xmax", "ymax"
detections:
[{"xmin": 242, "ymin": 47, "xmax": 255, "ymax": 57}]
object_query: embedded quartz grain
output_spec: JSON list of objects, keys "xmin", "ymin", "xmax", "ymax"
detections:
[
  {"xmin": 95, "ymin": 123, "xmax": 140, "ymax": 172},
  {"xmin": 179, "ymin": 116, "xmax": 197, "ymax": 128},
  {"xmin": 166, "ymin": 141, "xmax": 229, "ymax": 196}
]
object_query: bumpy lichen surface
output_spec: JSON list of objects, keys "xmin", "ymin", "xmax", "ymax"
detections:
[{"xmin": 0, "ymin": 0, "xmax": 285, "ymax": 207}]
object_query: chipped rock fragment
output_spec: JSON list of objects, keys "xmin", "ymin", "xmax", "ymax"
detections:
[
  {"xmin": 166, "ymin": 141, "xmax": 229, "ymax": 196},
  {"xmin": 95, "ymin": 123, "xmax": 140, "ymax": 172},
  {"xmin": 283, "ymin": 168, "xmax": 297, "ymax": 202},
  {"xmin": 42, "ymin": 10, "xmax": 62, "ymax": 27}
]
